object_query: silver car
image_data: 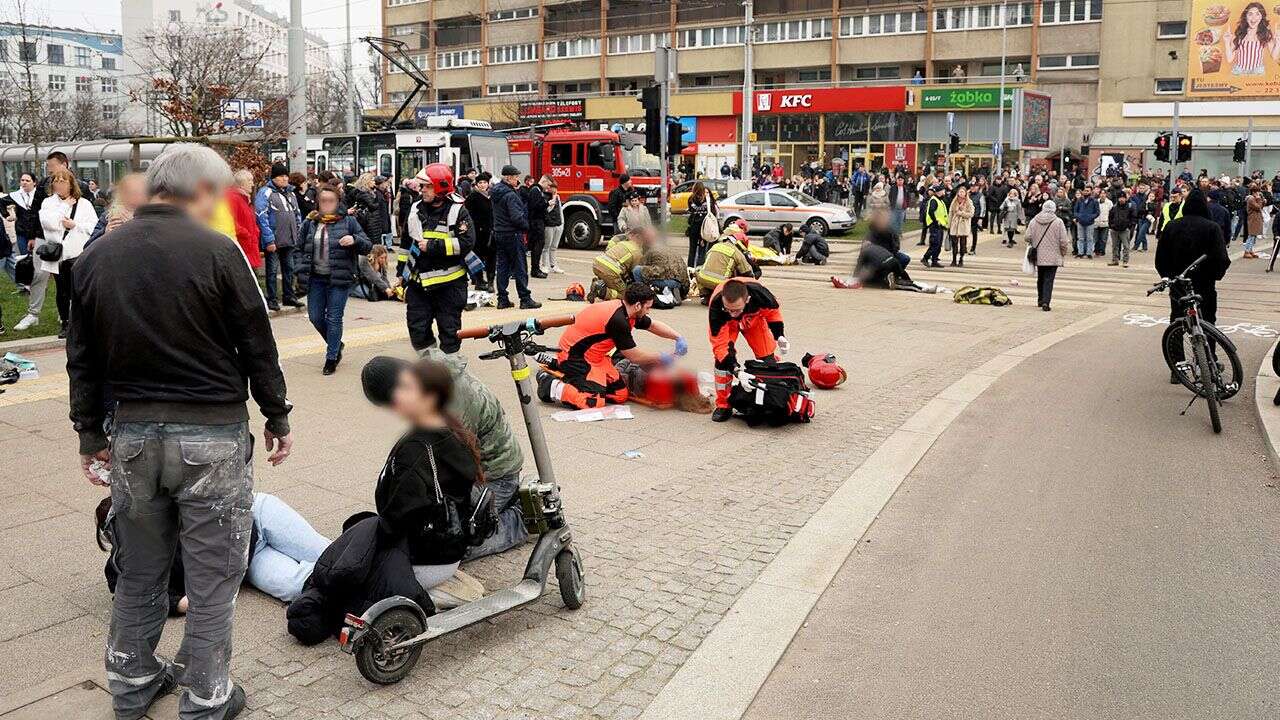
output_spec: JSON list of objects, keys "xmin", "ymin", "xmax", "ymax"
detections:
[{"xmin": 716, "ymin": 188, "xmax": 855, "ymax": 236}]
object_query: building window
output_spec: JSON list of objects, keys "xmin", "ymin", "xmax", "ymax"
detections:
[
  {"xmin": 1154, "ymin": 78, "xmax": 1184, "ymax": 94},
  {"xmin": 100, "ymin": 77, "xmax": 117, "ymax": 93},
  {"xmin": 103, "ymin": 104, "xmax": 118, "ymax": 121},
  {"xmin": 436, "ymin": 49, "xmax": 480, "ymax": 69},
  {"xmin": 488, "ymin": 43, "xmax": 537, "ymax": 64},
  {"xmin": 168, "ymin": 10, "xmax": 182, "ymax": 21},
  {"xmin": 486, "ymin": 82, "xmax": 537, "ymax": 96},
  {"xmin": 19, "ymin": 41, "xmax": 36, "ymax": 62},
  {"xmin": 489, "ymin": 6, "xmax": 538, "ymax": 22},
  {"xmin": 75, "ymin": 47, "xmax": 91, "ymax": 67},
  {"xmin": 390, "ymin": 24, "xmax": 422, "ymax": 37},
  {"xmin": 388, "ymin": 53, "xmax": 427, "ymax": 73},
  {"xmin": 48, "ymin": 74, "xmax": 65, "ymax": 91},
  {"xmin": 980, "ymin": 58, "xmax": 1030, "ymax": 76},
  {"xmin": 545, "ymin": 37, "xmax": 599, "ymax": 59},
  {"xmin": 840, "ymin": 11, "xmax": 926, "ymax": 37},
  {"xmin": 607, "ymin": 32, "xmax": 663, "ymax": 55},
  {"xmin": 387, "ymin": 0, "xmax": 428, "ymax": 6},
  {"xmin": 934, "ymin": 2, "xmax": 1034, "ymax": 31},
  {"xmin": 388, "ymin": 91, "xmax": 410, "ymax": 103},
  {"xmin": 50, "ymin": 101, "xmax": 66, "ymax": 113},
  {"xmin": 1037, "ymin": 53, "xmax": 1099, "ymax": 70},
  {"xmin": 548, "ymin": 81, "xmax": 597, "ymax": 94},
  {"xmin": 1040, "ymin": 0, "xmax": 1101, "ymax": 24},
  {"xmin": 757, "ymin": 18, "xmax": 831, "ymax": 44},
  {"xmin": 101, "ymin": 56, "xmax": 116, "ymax": 70},
  {"xmin": 853, "ymin": 65, "xmax": 901, "ymax": 80},
  {"xmin": 798, "ymin": 68, "xmax": 832, "ymax": 83},
  {"xmin": 1156, "ymin": 20, "xmax": 1187, "ymax": 38},
  {"xmin": 76, "ymin": 76, "xmax": 92, "ymax": 93},
  {"xmin": 678, "ymin": 25, "xmax": 745, "ymax": 49},
  {"xmin": 46, "ymin": 44, "xmax": 64, "ymax": 65}
]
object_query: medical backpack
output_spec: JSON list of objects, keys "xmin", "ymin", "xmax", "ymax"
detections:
[{"xmin": 728, "ymin": 359, "xmax": 815, "ymax": 426}]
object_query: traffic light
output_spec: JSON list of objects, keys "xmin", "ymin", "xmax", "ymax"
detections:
[
  {"xmin": 1234, "ymin": 138, "xmax": 1247, "ymax": 163},
  {"xmin": 666, "ymin": 119, "xmax": 685, "ymax": 159},
  {"xmin": 1154, "ymin": 132, "xmax": 1171, "ymax": 162},
  {"xmin": 640, "ymin": 85, "xmax": 661, "ymax": 157},
  {"xmin": 948, "ymin": 132, "xmax": 960, "ymax": 154},
  {"xmin": 1176, "ymin": 133, "xmax": 1193, "ymax": 163}
]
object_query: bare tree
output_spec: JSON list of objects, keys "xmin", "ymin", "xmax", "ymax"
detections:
[
  {"xmin": 306, "ymin": 68, "xmax": 362, "ymax": 135},
  {"xmin": 0, "ymin": 0, "xmax": 52, "ymax": 145}
]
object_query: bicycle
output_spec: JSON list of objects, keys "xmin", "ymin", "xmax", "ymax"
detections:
[{"xmin": 1147, "ymin": 254, "xmax": 1242, "ymax": 434}]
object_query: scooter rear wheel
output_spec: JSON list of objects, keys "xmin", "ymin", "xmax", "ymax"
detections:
[
  {"xmin": 354, "ymin": 608, "xmax": 425, "ymax": 685},
  {"xmin": 556, "ymin": 547, "xmax": 586, "ymax": 610}
]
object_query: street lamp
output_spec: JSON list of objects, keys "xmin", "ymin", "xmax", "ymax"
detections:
[{"xmin": 995, "ymin": 0, "xmax": 1007, "ymax": 172}]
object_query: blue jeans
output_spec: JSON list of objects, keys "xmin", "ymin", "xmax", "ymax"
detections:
[
  {"xmin": 15, "ymin": 233, "xmax": 29, "ymax": 255},
  {"xmin": 306, "ymin": 277, "xmax": 350, "ymax": 362},
  {"xmin": 494, "ymin": 233, "xmax": 532, "ymax": 304},
  {"xmin": 895, "ymin": 251, "xmax": 911, "ymax": 269},
  {"xmin": 1245, "ymin": 234, "xmax": 1260, "ymax": 252},
  {"xmin": 891, "ymin": 208, "xmax": 906, "ymax": 234},
  {"xmin": 631, "ymin": 267, "xmax": 682, "ymax": 295},
  {"xmin": 1134, "ymin": 217, "xmax": 1150, "ymax": 250},
  {"xmin": 264, "ymin": 247, "xmax": 296, "ymax": 304},
  {"xmin": 247, "ymin": 493, "xmax": 330, "ymax": 602},
  {"xmin": 463, "ymin": 472, "xmax": 530, "ymax": 561},
  {"xmin": 1075, "ymin": 222, "xmax": 1094, "ymax": 256}
]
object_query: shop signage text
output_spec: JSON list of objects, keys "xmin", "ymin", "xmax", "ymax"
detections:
[
  {"xmin": 920, "ymin": 87, "xmax": 1015, "ymax": 110},
  {"xmin": 732, "ymin": 86, "xmax": 906, "ymax": 115},
  {"xmin": 518, "ymin": 98, "xmax": 587, "ymax": 122}
]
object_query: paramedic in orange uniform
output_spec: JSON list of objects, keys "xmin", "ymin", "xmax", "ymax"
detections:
[
  {"xmin": 537, "ymin": 283, "xmax": 686, "ymax": 409},
  {"xmin": 708, "ymin": 278, "xmax": 788, "ymax": 422}
]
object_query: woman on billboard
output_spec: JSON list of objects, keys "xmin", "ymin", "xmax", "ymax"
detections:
[{"xmin": 1222, "ymin": 2, "xmax": 1277, "ymax": 76}]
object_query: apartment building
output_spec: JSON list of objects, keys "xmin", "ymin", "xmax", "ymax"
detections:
[
  {"xmin": 0, "ymin": 24, "xmax": 127, "ymax": 141},
  {"xmin": 380, "ymin": 0, "xmax": 1107, "ymax": 174}
]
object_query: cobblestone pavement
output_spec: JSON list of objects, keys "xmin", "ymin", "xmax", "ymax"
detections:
[{"xmin": 0, "ymin": 234, "xmax": 1133, "ymax": 719}]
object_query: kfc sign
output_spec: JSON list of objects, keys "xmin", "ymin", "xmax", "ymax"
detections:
[{"xmin": 734, "ymin": 86, "xmax": 907, "ymax": 115}]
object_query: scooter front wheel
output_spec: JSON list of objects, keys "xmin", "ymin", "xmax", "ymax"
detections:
[
  {"xmin": 354, "ymin": 607, "xmax": 425, "ymax": 685},
  {"xmin": 556, "ymin": 547, "xmax": 586, "ymax": 610}
]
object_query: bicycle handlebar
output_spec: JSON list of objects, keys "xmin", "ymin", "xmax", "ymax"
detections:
[
  {"xmin": 1146, "ymin": 254, "xmax": 1210, "ymax": 296},
  {"xmin": 458, "ymin": 313, "xmax": 577, "ymax": 340}
]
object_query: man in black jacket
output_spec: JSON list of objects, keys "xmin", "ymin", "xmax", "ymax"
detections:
[
  {"xmin": 67, "ymin": 144, "xmax": 291, "ymax": 720},
  {"xmin": 524, "ymin": 176, "xmax": 547, "ymax": 278},
  {"xmin": 1154, "ymin": 189, "xmax": 1231, "ymax": 377},
  {"xmin": 607, "ymin": 174, "xmax": 634, "ymax": 225},
  {"xmin": 466, "ymin": 172, "xmax": 495, "ymax": 292},
  {"xmin": 492, "ymin": 165, "xmax": 540, "ymax": 309}
]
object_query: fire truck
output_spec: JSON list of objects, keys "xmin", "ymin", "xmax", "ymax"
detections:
[{"xmin": 508, "ymin": 128, "xmax": 662, "ymax": 249}]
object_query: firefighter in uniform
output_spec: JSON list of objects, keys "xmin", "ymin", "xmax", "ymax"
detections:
[
  {"xmin": 537, "ymin": 283, "xmax": 686, "ymax": 410},
  {"xmin": 696, "ymin": 228, "xmax": 756, "ymax": 301},
  {"xmin": 403, "ymin": 164, "xmax": 475, "ymax": 354},
  {"xmin": 708, "ymin": 278, "xmax": 788, "ymax": 422},
  {"xmin": 590, "ymin": 226, "xmax": 654, "ymax": 302}
]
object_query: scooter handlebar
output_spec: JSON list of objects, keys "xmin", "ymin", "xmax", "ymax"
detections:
[{"xmin": 459, "ymin": 313, "xmax": 578, "ymax": 340}]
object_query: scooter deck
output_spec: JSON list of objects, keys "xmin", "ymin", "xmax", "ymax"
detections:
[{"xmin": 390, "ymin": 578, "xmax": 545, "ymax": 649}]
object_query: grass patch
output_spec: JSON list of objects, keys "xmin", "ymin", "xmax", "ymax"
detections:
[{"xmin": 1, "ymin": 273, "xmax": 60, "ymax": 341}]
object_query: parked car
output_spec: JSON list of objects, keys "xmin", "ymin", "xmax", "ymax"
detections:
[
  {"xmin": 669, "ymin": 178, "xmax": 727, "ymax": 214},
  {"xmin": 716, "ymin": 188, "xmax": 855, "ymax": 236}
]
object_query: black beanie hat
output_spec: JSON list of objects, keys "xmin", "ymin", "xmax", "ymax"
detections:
[
  {"xmin": 361, "ymin": 356, "xmax": 408, "ymax": 406},
  {"xmin": 270, "ymin": 162, "xmax": 289, "ymax": 180}
]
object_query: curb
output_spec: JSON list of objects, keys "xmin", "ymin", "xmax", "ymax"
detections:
[
  {"xmin": 1252, "ymin": 336, "xmax": 1280, "ymax": 472},
  {"xmin": 0, "ymin": 307, "xmax": 307, "ymax": 357}
]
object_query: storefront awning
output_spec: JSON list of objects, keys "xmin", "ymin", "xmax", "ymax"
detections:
[{"xmin": 1091, "ymin": 128, "xmax": 1280, "ymax": 149}]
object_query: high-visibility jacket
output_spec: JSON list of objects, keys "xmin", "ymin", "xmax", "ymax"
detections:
[
  {"xmin": 593, "ymin": 238, "xmax": 642, "ymax": 281},
  {"xmin": 402, "ymin": 195, "xmax": 473, "ymax": 287},
  {"xmin": 1162, "ymin": 200, "xmax": 1184, "ymax": 224},
  {"xmin": 697, "ymin": 236, "xmax": 753, "ymax": 287},
  {"xmin": 924, "ymin": 195, "xmax": 949, "ymax": 228}
]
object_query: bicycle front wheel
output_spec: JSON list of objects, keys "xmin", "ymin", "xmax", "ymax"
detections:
[
  {"xmin": 1194, "ymin": 337, "xmax": 1223, "ymax": 434},
  {"xmin": 1163, "ymin": 320, "xmax": 1243, "ymax": 400}
]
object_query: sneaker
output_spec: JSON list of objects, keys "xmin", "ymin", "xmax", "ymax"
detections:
[
  {"xmin": 520, "ymin": 299, "xmax": 542, "ymax": 310},
  {"xmin": 536, "ymin": 371, "xmax": 555, "ymax": 403},
  {"xmin": 284, "ymin": 298, "xmax": 304, "ymax": 308},
  {"xmin": 322, "ymin": 358, "xmax": 337, "ymax": 375},
  {"xmin": 428, "ymin": 570, "xmax": 486, "ymax": 610},
  {"xmin": 1123, "ymin": 263, "xmax": 1129, "ymax": 268},
  {"xmin": 336, "ymin": 341, "xmax": 345, "ymax": 364},
  {"xmin": 1107, "ymin": 261, "xmax": 1119, "ymax": 266},
  {"xmin": 221, "ymin": 685, "xmax": 247, "ymax": 720},
  {"xmin": 550, "ymin": 265, "xmax": 565, "ymax": 274},
  {"xmin": 530, "ymin": 271, "xmax": 548, "ymax": 279},
  {"xmin": 496, "ymin": 299, "xmax": 514, "ymax": 309},
  {"xmin": 57, "ymin": 322, "xmax": 67, "ymax": 339},
  {"xmin": 13, "ymin": 314, "xmax": 37, "ymax": 332},
  {"xmin": 0, "ymin": 322, "xmax": 5, "ymax": 336},
  {"xmin": 267, "ymin": 301, "xmax": 281, "ymax": 312},
  {"xmin": 711, "ymin": 407, "xmax": 733, "ymax": 422}
]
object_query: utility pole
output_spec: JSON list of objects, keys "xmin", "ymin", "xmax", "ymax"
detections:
[
  {"xmin": 287, "ymin": 0, "xmax": 307, "ymax": 172},
  {"xmin": 345, "ymin": 0, "xmax": 358, "ymax": 132},
  {"xmin": 656, "ymin": 42, "xmax": 675, "ymax": 226},
  {"xmin": 1244, "ymin": 115, "xmax": 1253, "ymax": 177},
  {"xmin": 1169, "ymin": 100, "xmax": 1180, "ymax": 182},
  {"xmin": 740, "ymin": 0, "xmax": 754, "ymax": 176},
  {"xmin": 995, "ymin": 0, "xmax": 1007, "ymax": 172}
]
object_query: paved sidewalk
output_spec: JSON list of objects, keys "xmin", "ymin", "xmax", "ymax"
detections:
[{"xmin": 5, "ymin": 229, "xmax": 1268, "ymax": 720}]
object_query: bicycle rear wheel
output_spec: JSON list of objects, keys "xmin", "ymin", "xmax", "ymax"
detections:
[
  {"xmin": 1163, "ymin": 320, "xmax": 1242, "ymax": 400},
  {"xmin": 1194, "ymin": 338, "xmax": 1223, "ymax": 434}
]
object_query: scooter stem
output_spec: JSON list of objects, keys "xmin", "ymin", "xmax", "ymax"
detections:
[{"xmin": 506, "ymin": 351, "xmax": 557, "ymax": 485}]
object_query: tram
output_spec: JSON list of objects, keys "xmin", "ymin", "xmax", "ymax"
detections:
[{"xmin": 0, "ymin": 138, "xmax": 177, "ymax": 190}]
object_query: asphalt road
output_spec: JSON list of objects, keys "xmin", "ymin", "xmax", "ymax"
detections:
[{"xmin": 745, "ymin": 318, "xmax": 1280, "ymax": 720}]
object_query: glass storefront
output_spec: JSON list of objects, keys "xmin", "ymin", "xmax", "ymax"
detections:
[{"xmin": 751, "ymin": 111, "xmax": 917, "ymax": 175}]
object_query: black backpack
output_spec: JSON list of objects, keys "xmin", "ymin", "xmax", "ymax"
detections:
[{"xmin": 727, "ymin": 359, "xmax": 815, "ymax": 426}]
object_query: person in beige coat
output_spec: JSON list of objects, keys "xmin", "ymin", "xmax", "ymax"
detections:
[
  {"xmin": 867, "ymin": 182, "xmax": 889, "ymax": 215},
  {"xmin": 1025, "ymin": 199, "xmax": 1071, "ymax": 311},
  {"xmin": 947, "ymin": 186, "xmax": 974, "ymax": 266}
]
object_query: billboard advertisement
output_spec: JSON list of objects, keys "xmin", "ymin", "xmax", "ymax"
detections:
[
  {"xmin": 919, "ymin": 86, "xmax": 1016, "ymax": 110},
  {"xmin": 732, "ymin": 87, "xmax": 907, "ymax": 115},
  {"xmin": 1011, "ymin": 90, "xmax": 1052, "ymax": 150},
  {"xmin": 1187, "ymin": 0, "xmax": 1280, "ymax": 97},
  {"xmin": 517, "ymin": 98, "xmax": 586, "ymax": 122}
]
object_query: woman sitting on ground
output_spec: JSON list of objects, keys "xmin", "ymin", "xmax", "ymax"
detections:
[{"xmin": 351, "ymin": 244, "xmax": 398, "ymax": 301}]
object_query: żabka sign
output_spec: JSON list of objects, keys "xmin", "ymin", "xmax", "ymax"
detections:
[{"xmin": 732, "ymin": 87, "xmax": 907, "ymax": 115}]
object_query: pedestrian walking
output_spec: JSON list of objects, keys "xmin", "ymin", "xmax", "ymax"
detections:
[
  {"xmin": 1026, "ymin": 199, "xmax": 1071, "ymax": 311},
  {"xmin": 1244, "ymin": 184, "xmax": 1265, "ymax": 258},
  {"xmin": 255, "ymin": 163, "xmax": 304, "ymax": 311},
  {"xmin": 67, "ymin": 143, "xmax": 292, "ymax": 720},
  {"xmin": 947, "ymin": 186, "xmax": 973, "ymax": 267},
  {"xmin": 685, "ymin": 181, "xmax": 717, "ymax": 268},
  {"xmin": 298, "ymin": 185, "xmax": 372, "ymax": 374},
  {"xmin": 492, "ymin": 165, "xmax": 539, "ymax": 309},
  {"xmin": 541, "ymin": 177, "xmax": 564, "ymax": 274},
  {"xmin": 31, "ymin": 168, "xmax": 97, "ymax": 338}
]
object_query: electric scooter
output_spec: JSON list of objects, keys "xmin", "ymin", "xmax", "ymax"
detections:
[{"xmin": 338, "ymin": 314, "xmax": 587, "ymax": 685}]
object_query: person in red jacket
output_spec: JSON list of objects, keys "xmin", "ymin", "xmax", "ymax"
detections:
[
  {"xmin": 228, "ymin": 170, "xmax": 263, "ymax": 269},
  {"xmin": 537, "ymin": 283, "xmax": 685, "ymax": 410},
  {"xmin": 708, "ymin": 278, "xmax": 787, "ymax": 422}
]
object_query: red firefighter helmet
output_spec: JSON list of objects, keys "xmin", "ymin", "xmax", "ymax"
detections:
[
  {"xmin": 415, "ymin": 163, "xmax": 455, "ymax": 196},
  {"xmin": 803, "ymin": 353, "xmax": 847, "ymax": 390}
]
